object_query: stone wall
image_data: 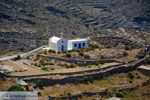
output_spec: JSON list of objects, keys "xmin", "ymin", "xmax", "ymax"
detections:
[
  {"xmin": 34, "ymin": 78, "xmax": 149, "ymax": 100},
  {"xmin": 24, "ymin": 59, "xmax": 144, "ymax": 86},
  {"xmin": 91, "ymin": 36, "xmax": 124, "ymax": 39},
  {"xmin": 37, "ymin": 54, "xmax": 122, "ymax": 66},
  {"xmin": 47, "ymin": 79, "xmax": 150, "ymax": 100},
  {"xmin": 48, "ymin": 91, "xmax": 107, "ymax": 100},
  {"xmin": 117, "ymin": 79, "xmax": 150, "ymax": 92},
  {"xmin": 117, "ymin": 85, "xmax": 139, "ymax": 92},
  {"xmin": 136, "ymin": 46, "xmax": 150, "ymax": 59},
  {"xmin": 7, "ymin": 63, "xmax": 122, "ymax": 78},
  {"xmin": 0, "ymin": 58, "xmax": 144, "ymax": 80},
  {"xmin": 137, "ymin": 67, "xmax": 150, "ymax": 76}
]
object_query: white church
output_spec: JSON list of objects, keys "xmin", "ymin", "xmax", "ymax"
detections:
[{"xmin": 45, "ymin": 33, "xmax": 90, "ymax": 52}]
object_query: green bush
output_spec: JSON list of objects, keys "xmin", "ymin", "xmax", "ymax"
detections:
[
  {"xmin": 69, "ymin": 49, "xmax": 76, "ymax": 52},
  {"xmin": 37, "ymin": 80, "xmax": 44, "ymax": 88},
  {"xmin": 50, "ymin": 68, "xmax": 55, "ymax": 70},
  {"xmin": 48, "ymin": 49, "xmax": 52, "ymax": 53},
  {"xmin": 34, "ymin": 57, "xmax": 39, "ymax": 61},
  {"xmin": 8, "ymin": 85, "xmax": 24, "ymax": 91},
  {"xmin": 41, "ymin": 67, "xmax": 50, "ymax": 71},
  {"xmin": 62, "ymin": 51, "xmax": 67, "ymax": 54},
  {"xmin": 49, "ymin": 49, "xmax": 56, "ymax": 53},
  {"xmin": 125, "ymin": 46, "xmax": 129, "ymax": 50},
  {"xmin": 123, "ymin": 51, "xmax": 128, "ymax": 56},
  {"xmin": 89, "ymin": 44, "xmax": 99, "ymax": 49},
  {"xmin": 83, "ymin": 76, "xmax": 89, "ymax": 84},
  {"xmin": 82, "ymin": 76, "xmax": 94, "ymax": 84},
  {"xmin": 88, "ymin": 65, "xmax": 91, "ymax": 68},
  {"xmin": 85, "ymin": 48, "xmax": 90, "ymax": 52},
  {"xmin": 63, "ymin": 90, "xmax": 71, "ymax": 96},
  {"xmin": 70, "ymin": 49, "xmax": 81, "ymax": 53},
  {"xmin": 80, "ymin": 48, "xmax": 86, "ymax": 52},
  {"xmin": 41, "ymin": 67, "xmax": 54, "ymax": 71},
  {"xmin": 89, "ymin": 76, "xmax": 94, "ymax": 83},
  {"xmin": 67, "ymin": 92, "xmax": 71, "ymax": 96},
  {"xmin": 52, "ymin": 50, "xmax": 56, "ymax": 53},
  {"xmin": 127, "ymin": 72, "xmax": 135, "ymax": 79},
  {"xmin": 4, "ymin": 71, "xmax": 11, "ymax": 74},
  {"xmin": 34, "ymin": 63, "xmax": 37, "ymax": 66},
  {"xmin": 44, "ymin": 50, "xmax": 47, "ymax": 54},
  {"xmin": 65, "ymin": 63, "xmax": 70, "ymax": 68},
  {"xmin": 144, "ymin": 57, "xmax": 150, "ymax": 64},
  {"xmin": 38, "ymin": 64, "xmax": 42, "ymax": 67},
  {"xmin": 79, "ymin": 52, "xmax": 84, "ymax": 56},
  {"xmin": 106, "ymin": 91, "xmax": 113, "ymax": 98},
  {"xmin": 39, "ymin": 59, "xmax": 47, "ymax": 66},
  {"xmin": 84, "ymin": 54, "xmax": 90, "ymax": 59},
  {"xmin": 66, "ymin": 53, "xmax": 71, "ymax": 58},
  {"xmin": 70, "ymin": 63, "xmax": 77, "ymax": 68},
  {"xmin": 99, "ymin": 59, "xmax": 105, "ymax": 64},
  {"xmin": 57, "ymin": 51, "xmax": 61, "ymax": 54},
  {"xmin": 137, "ymin": 75, "xmax": 141, "ymax": 79},
  {"xmin": 116, "ymin": 92, "xmax": 125, "ymax": 98},
  {"xmin": 100, "ymin": 55, "xmax": 104, "ymax": 59},
  {"xmin": 76, "ymin": 49, "xmax": 81, "ymax": 52},
  {"xmin": 95, "ymin": 62, "xmax": 99, "ymax": 66}
]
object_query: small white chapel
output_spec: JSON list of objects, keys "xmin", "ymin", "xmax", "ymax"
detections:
[{"xmin": 45, "ymin": 32, "xmax": 90, "ymax": 52}]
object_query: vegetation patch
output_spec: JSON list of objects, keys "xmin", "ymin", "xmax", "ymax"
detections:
[
  {"xmin": 123, "ymin": 51, "xmax": 128, "ymax": 57},
  {"xmin": 144, "ymin": 57, "xmax": 150, "ymax": 64},
  {"xmin": 8, "ymin": 85, "xmax": 24, "ymax": 91},
  {"xmin": 41, "ymin": 67, "xmax": 54, "ymax": 72}
]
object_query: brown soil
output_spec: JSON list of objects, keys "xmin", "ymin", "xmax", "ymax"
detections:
[{"xmin": 38, "ymin": 71, "xmax": 149, "ymax": 98}]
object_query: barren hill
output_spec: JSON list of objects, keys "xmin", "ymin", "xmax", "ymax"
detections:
[{"xmin": 0, "ymin": 0, "xmax": 150, "ymax": 54}]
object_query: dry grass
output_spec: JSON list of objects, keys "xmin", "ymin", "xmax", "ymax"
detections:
[
  {"xmin": 38, "ymin": 71, "xmax": 149, "ymax": 98},
  {"xmin": 10, "ymin": 58, "xmax": 119, "ymax": 76},
  {"xmin": 121, "ymin": 49, "xmax": 141, "ymax": 63},
  {"xmin": 123, "ymin": 84, "xmax": 150, "ymax": 100},
  {"xmin": 2, "ymin": 60, "xmax": 25, "ymax": 71},
  {"xmin": 0, "ymin": 78, "xmax": 17, "ymax": 91}
]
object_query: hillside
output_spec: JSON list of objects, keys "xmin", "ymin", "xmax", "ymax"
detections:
[
  {"xmin": 72, "ymin": 0, "xmax": 150, "ymax": 31},
  {"xmin": 0, "ymin": 0, "xmax": 150, "ymax": 54},
  {"xmin": 0, "ymin": 0, "xmax": 93, "ymax": 39},
  {"xmin": 0, "ymin": 0, "xmax": 150, "ymax": 38}
]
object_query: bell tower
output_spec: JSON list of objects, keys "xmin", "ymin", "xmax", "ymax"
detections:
[{"xmin": 60, "ymin": 32, "xmax": 64, "ymax": 38}]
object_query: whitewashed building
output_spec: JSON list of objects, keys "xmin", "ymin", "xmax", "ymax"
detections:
[
  {"xmin": 68, "ymin": 38, "xmax": 90, "ymax": 50},
  {"xmin": 49, "ymin": 36, "xmax": 68, "ymax": 52},
  {"xmin": 47, "ymin": 36, "xmax": 90, "ymax": 52}
]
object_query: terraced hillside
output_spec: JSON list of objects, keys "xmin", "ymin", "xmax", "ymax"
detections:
[
  {"xmin": 0, "ymin": 0, "xmax": 150, "ymax": 54},
  {"xmin": 0, "ymin": 0, "xmax": 95, "ymax": 39},
  {"xmin": 72, "ymin": 0, "xmax": 150, "ymax": 31},
  {"xmin": 0, "ymin": 0, "xmax": 150, "ymax": 39}
]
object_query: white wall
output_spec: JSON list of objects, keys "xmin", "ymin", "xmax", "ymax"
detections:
[
  {"xmin": 57, "ymin": 38, "xmax": 68, "ymax": 52},
  {"xmin": 49, "ymin": 37, "xmax": 89, "ymax": 52},
  {"xmin": 68, "ymin": 41, "xmax": 73, "ymax": 50},
  {"xmin": 68, "ymin": 40, "xmax": 88, "ymax": 50},
  {"xmin": 49, "ymin": 42, "xmax": 58, "ymax": 51}
]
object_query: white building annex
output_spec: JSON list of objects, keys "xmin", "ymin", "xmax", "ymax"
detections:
[
  {"xmin": 68, "ymin": 38, "xmax": 89, "ymax": 50},
  {"xmin": 47, "ymin": 35, "xmax": 90, "ymax": 52}
]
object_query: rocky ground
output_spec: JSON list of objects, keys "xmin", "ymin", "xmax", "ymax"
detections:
[{"xmin": 0, "ymin": 0, "xmax": 150, "ymax": 54}]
